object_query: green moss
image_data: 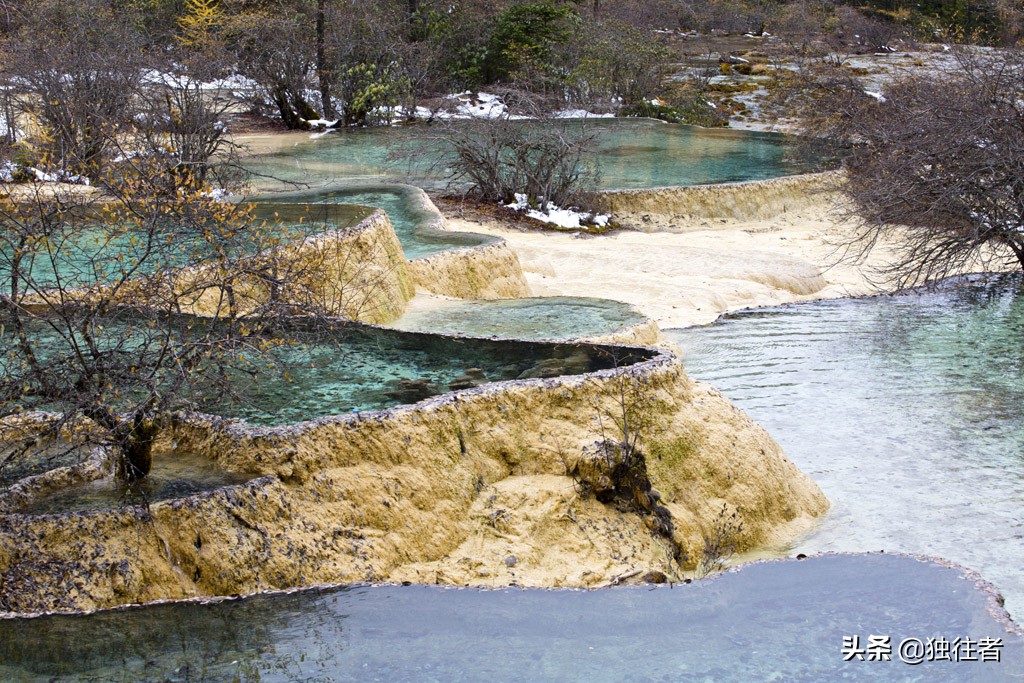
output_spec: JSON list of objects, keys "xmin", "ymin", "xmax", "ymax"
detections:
[{"xmin": 646, "ymin": 431, "xmax": 701, "ymax": 497}]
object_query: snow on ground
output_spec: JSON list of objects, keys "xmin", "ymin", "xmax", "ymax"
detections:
[
  {"xmin": 552, "ymin": 109, "xmax": 615, "ymax": 119},
  {"xmin": 17, "ymin": 167, "xmax": 90, "ymax": 185},
  {"xmin": 446, "ymin": 91, "xmax": 508, "ymax": 118},
  {"xmin": 505, "ymin": 193, "xmax": 610, "ymax": 229},
  {"xmin": 202, "ymin": 188, "xmax": 232, "ymax": 200},
  {"xmin": 423, "ymin": 93, "xmax": 613, "ymax": 121},
  {"xmin": 141, "ymin": 69, "xmax": 258, "ymax": 91}
]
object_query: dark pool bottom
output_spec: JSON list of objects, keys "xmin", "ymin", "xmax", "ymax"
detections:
[{"xmin": 2, "ymin": 554, "xmax": 1020, "ymax": 682}]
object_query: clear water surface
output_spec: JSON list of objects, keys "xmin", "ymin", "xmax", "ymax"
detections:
[
  {"xmin": 258, "ymin": 185, "xmax": 495, "ymax": 259},
  {"xmin": 667, "ymin": 273, "xmax": 1024, "ymax": 618},
  {"xmin": 18, "ymin": 449, "xmax": 253, "ymax": 516},
  {"xmin": 245, "ymin": 118, "xmax": 809, "ymax": 193},
  {"xmin": 214, "ymin": 324, "xmax": 654, "ymax": 426},
  {"xmin": 384, "ymin": 296, "xmax": 649, "ymax": 341},
  {"xmin": 1, "ymin": 554, "xmax": 1019, "ymax": 682}
]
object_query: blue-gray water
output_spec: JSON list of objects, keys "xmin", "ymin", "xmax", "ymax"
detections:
[
  {"xmin": 2, "ymin": 554, "xmax": 1020, "ymax": 682},
  {"xmin": 666, "ymin": 273, "xmax": 1024, "ymax": 618}
]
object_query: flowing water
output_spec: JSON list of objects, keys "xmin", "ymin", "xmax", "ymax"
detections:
[
  {"xmin": 258, "ymin": 185, "xmax": 495, "ymax": 258},
  {"xmin": 1, "ymin": 553, "xmax": 1020, "ymax": 682},
  {"xmin": 666, "ymin": 273, "xmax": 1024, "ymax": 618}
]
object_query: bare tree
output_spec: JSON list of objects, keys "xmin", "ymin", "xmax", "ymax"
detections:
[
  {"xmin": 4, "ymin": 0, "xmax": 145, "ymax": 178},
  {"xmin": 222, "ymin": 4, "xmax": 321, "ymax": 128},
  {"xmin": 0, "ymin": 152, "xmax": 370, "ymax": 482},
  {"xmin": 136, "ymin": 68, "xmax": 243, "ymax": 188},
  {"xmin": 788, "ymin": 48, "xmax": 1024, "ymax": 286},
  {"xmin": 418, "ymin": 90, "xmax": 597, "ymax": 208}
]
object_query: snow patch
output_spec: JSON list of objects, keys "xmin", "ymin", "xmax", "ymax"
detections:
[
  {"xmin": 202, "ymin": 188, "xmax": 232, "ymax": 201},
  {"xmin": 27, "ymin": 167, "xmax": 90, "ymax": 185},
  {"xmin": 552, "ymin": 109, "xmax": 615, "ymax": 119},
  {"xmin": 505, "ymin": 193, "xmax": 610, "ymax": 229}
]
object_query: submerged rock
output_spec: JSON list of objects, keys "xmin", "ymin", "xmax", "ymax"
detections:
[
  {"xmin": 382, "ymin": 378, "xmax": 441, "ymax": 403},
  {"xmin": 448, "ymin": 368, "xmax": 488, "ymax": 391},
  {"xmin": 516, "ymin": 350, "xmax": 591, "ymax": 379}
]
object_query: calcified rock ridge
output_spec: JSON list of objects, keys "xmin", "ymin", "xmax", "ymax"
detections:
[
  {"xmin": 0, "ymin": 348, "xmax": 827, "ymax": 614},
  {"xmin": 0, "ymin": 186, "xmax": 828, "ymax": 615}
]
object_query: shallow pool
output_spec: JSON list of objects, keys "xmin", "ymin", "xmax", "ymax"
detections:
[
  {"xmin": 385, "ymin": 296, "xmax": 649, "ymax": 341},
  {"xmin": 213, "ymin": 324, "xmax": 654, "ymax": 426},
  {"xmin": 257, "ymin": 185, "xmax": 495, "ymax": 259},
  {"xmin": 246, "ymin": 119, "xmax": 810, "ymax": 193},
  {"xmin": 19, "ymin": 449, "xmax": 253, "ymax": 516}
]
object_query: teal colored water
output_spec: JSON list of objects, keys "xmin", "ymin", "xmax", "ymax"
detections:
[
  {"xmin": 385, "ymin": 296, "xmax": 648, "ymax": 341},
  {"xmin": 3, "ymin": 317, "xmax": 649, "ymax": 430},
  {"xmin": 1, "ymin": 554, "xmax": 1019, "ymax": 682},
  {"xmin": 259, "ymin": 185, "xmax": 495, "ymax": 258},
  {"xmin": 211, "ymin": 325, "xmax": 653, "ymax": 426},
  {"xmin": 666, "ymin": 273, "xmax": 1024, "ymax": 618},
  {"xmin": 246, "ymin": 119, "xmax": 808, "ymax": 192},
  {"xmin": 0, "ymin": 204, "xmax": 368, "ymax": 289}
]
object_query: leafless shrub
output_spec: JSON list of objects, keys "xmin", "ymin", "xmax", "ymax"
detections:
[
  {"xmin": 4, "ymin": 0, "xmax": 144, "ymax": 178},
  {"xmin": 833, "ymin": 6, "xmax": 906, "ymax": 52},
  {"xmin": 570, "ymin": 368, "xmax": 681, "ymax": 562},
  {"xmin": 695, "ymin": 503, "xmax": 745, "ymax": 578},
  {"xmin": 416, "ymin": 90, "xmax": 597, "ymax": 207},
  {"xmin": 136, "ymin": 70, "xmax": 244, "ymax": 189}
]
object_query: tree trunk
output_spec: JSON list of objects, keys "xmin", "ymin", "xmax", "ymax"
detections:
[
  {"xmin": 114, "ymin": 415, "xmax": 160, "ymax": 482},
  {"xmin": 119, "ymin": 436, "xmax": 155, "ymax": 482},
  {"xmin": 316, "ymin": 0, "xmax": 335, "ymax": 119},
  {"xmin": 272, "ymin": 84, "xmax": 302, "ymax": 129}
]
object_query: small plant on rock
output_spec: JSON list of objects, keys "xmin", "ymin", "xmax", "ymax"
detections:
[{"xmin": 695, "ymin": 503, "xmax": 745, "ymax": 578}]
